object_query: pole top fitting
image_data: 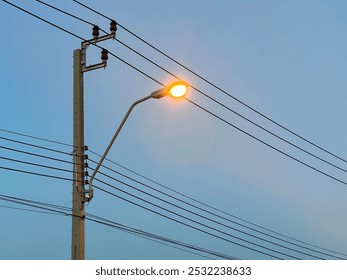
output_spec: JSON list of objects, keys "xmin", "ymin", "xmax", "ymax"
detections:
[
  {"xmin": 110, "ymin": 20, "xmax": 117, "ymax": 35},
  {"xmin": 92, "ymin": 25, "xmax": 100, "ymax": 39},
  {"xmin": 101, "ymin": 49, "xmax": 109, "ymax": 64}
]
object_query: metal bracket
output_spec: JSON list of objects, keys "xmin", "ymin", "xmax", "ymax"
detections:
[{"xmin": 81, "ymin": 33, "xmax": 115, "ymax": 73}]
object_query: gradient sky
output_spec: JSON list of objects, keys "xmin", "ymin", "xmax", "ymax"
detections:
[{"xmin": 1, "ymin": 0, "xmax": 347, "ymax": 260}]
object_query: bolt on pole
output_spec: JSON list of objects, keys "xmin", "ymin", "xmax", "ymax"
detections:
[{"xmin": 71, "ymin": 23, "xmax": 116, "ymax": 260}]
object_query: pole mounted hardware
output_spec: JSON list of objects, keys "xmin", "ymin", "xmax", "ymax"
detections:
[{"xmin": 81, "ymin": 21, "xmax": 117, "ymax": 72}]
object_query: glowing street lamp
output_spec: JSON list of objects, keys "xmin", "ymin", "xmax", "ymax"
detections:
[
  {"xmin": 87, "ymin": 82, "xmax": 188, "ymax": 201},
  {"xmin": 151, "ymin": 82, "xmax": 188, "ymax": 99}
]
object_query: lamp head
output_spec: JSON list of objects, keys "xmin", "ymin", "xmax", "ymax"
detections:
[{"xmin": 151, "ymin": 82, "xmax": 188, "ymax": 99}]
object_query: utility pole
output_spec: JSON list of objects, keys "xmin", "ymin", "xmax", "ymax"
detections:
[
  {"xmin": 71, "ymin": 22, "xmax": 116, "ymax": 260},
  {"xmin": 72, "ymin": 48, "xmax": 86, "ymax": 260}
]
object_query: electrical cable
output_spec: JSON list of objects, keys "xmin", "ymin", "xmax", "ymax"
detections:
[
  {"xmin": 1, "ymin": 194, "xmax": 237, "ymax": 259},
  {"xmin": 0, "ymin": 165, "xmax": 78, "ymax": 182},
  {"xmin": 93, "ymin": 181, "xmax": 297, "ymax": 260},
  {"xmin": 7, "ymin": 0, "xmax": 342, "ymax": 189},
  {"xmin": 0, "ymin": 136, "xmax": 71, "ymax": 156},
  {"xmin": 88, "ymin": 157, "xmax": 344, "ymax": 259},
  {"xmin": 3, "ymin": 0, "xmax": 345, "ymax": 259},
  {"xmin": 0, "ymin": 128, "xmax": 74, "ymax": 148},
  {"xmin": 88, "ymin": 149, "xmax": 347, "ymax": 258},
  {"xmin": 70, "ymin": 0, "xmax": 347, "ymax": 166},
  {"xmin": 35, "ymin": 0, "xmax": 347, "ymax": 176},
  {"xmin": 35, "ymin": 0, "xmax": 97, "ymax": 28},
  {"xmin": 1, "ymin": 0, "xmax": 85, "ymax": 41},
  {"xmin": 0, "ymin": 204, "xmax": 66, "ymax": 216},
  {"xmin": 2, "ymin": 125, "xmax": 339, "ymax": 257},
  {"xmin": 0, "ymin": 145, "xmax": 77, "ymax": 166},
  {"xmin": 185, "ymin": 98, "xmax": 347, "ymax": 187},
  {"xmin": 0, "ymin": 194, "xmax": 71, "ymax": 212},
  {"xmin": 86, "ymin": 212, "xmax": 237, "ymax": 260},
  {"xmin": 72, "ymin": 0, "xmax": 113, "ymax": 21},
  {"xmin": 91, "ymin": 168, "xmax": 327, "ymax": 260},
  {"xmin": 0, "ymin": 156, "xmax": 83, "ymax": 175}
]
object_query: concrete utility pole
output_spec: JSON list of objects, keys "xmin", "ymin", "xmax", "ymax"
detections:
[
  {"xmin": 71, "ymin": 22, "xmax": 116, "ymax": 260},
  {"xmin": 72, "ymin": 48, "xmax": 86, "ymax": 260}
]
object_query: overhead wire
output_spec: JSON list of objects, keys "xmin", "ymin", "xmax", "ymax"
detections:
[
  {"xmin": 94, "ymin": 176, "xmax": 323, "ymax": 260},
  {"xmin": 2, "ymin": 124, "xmax": 339, "ymax": 258},
  {"xmin": 93, "ymin": 182, "xmax": 286, "ymax": 260},
  {"xmin": 0, "ymin": 194, "xmax": 71, "ymax": 212},
  {"xmin": 109, "ymin": 38, "xmax": 347, "ymax": 175},
  {"xmin": 86, "ymin": 213, "xmax": 236, "ymax": 260},
  {"xmin": 0, "ymin": 145, "xmax": 76, "ymax": 166},
  {"xmin": 89, "ymin": 149, "xmax": 347, "ymax": 258},
  {"xmin": 3, "ymin": 0, "xmax": 346, "ymax": 259},
  {"xmin": 1, "ymin": 194, "xmax": 237, "ymax": 259},
  {"xmin": 1, "ymin": 127, "xmax": 343, "ymax": 259},
  {"xmin": 0, "ymin": 155, "xmax": 82, "ymax": 175},
  {"xmin": 1, "ymin": 0, "xmax": 84, "ymax": 41},
  {"xmin": 185, "ymin": 98, "xmax": 347, "ymax": 187},
  {"xmin": 0, "ymin": 128, "xmax": 74, "ymax": 148},
  {"xmin": 23, "ymin": 0, "xmax": 347, "ymax": 186},
  {"xmin": 104, "ymin": 23, "xmax": 347, "ymax": 175},
  {"xmin": 0, "ymin": 136, "xmax": 72, "ymax": 156},
  {"xmin": 0, "ymin": 204, "xmax": 66, "ymax": 216},
  {"xmin": 0, "ymin": 165, "xmax": 77, "ymax": 182},
  {"xmin": 70, "ymin": 0, "xmax": 347, "ymax": 166},
  {"xmin": 91, "ymin": 167, "xmax": 330, "ymax": 260},
  {"xmin": 88, "ymin": 156, "xmax": 345, "ymax": 259}
]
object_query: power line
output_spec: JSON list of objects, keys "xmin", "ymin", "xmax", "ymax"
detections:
[
  {"xmin": 91, "ymin": 167, "xmax": 330, "ymax": 260},
  {"xmin": 35, "ymin": 0, "xmax": 347, "ymax": 176},
  {"xmin": 1, "ymin": 0, "xmax": 85, "ymax": 41},
  {"xmin": 86, "ymin": 213, "xmax": 236, "ymax": 260},
  {"xmin": 35, "ymin": 0, "xmax": 97, "ymax": 29},
  {"xmin": 27, "ymin": 0, "xmax": 345, "ymax": 193},
  {"xmin": 0, "ymin": 128, "xmax": 74, "ymax": 148},
  {"xmin": 4, "ymin": 1, "xmax": 346, "ymax": 260},
  {"xmin": 0, "ymin": 165, "xmax": 77, "ymax": 182},
  {"xmin": 7, "ymin": 0, "xmax": 344, "ymax": 189},
  {"xmin": 88, "ymin": 157, "xmax": 344, "ymax": 259},
  {"xmin": 1, "ymin": 127, "xmax": 342, "ymax": 258},
  {"xmin": 93, "ymin": 181, "xmax": 297, "ymax": 260},
  {"xmin": 0, "ymin": 155, "xmax": 82, "ymax": 175},
  {"xmin": 1, "ymin": 194, "xmax": 237, "ymax": 259},
  {"xmin": 71, "ymin": 0, "xmax": 347, "ymax": 167},
  {"xmin": 0, "ymin": 204, "xmax": 65, "ymax": 216},
  {"xmin": 1, "ymin": 1, "xmax": 163, "ymax": 87},
  {"xmin": 72, "ymin": 0, "xmax": 113, "ymax": 21},
  {"xmin": 88, "ymin": 149, "xmax": 347, "ymax": 258},
  {"xmin": 106, "ymin": 38, "xmax": 347, "ymax": 175},
  {"xmin": 0, "ymin": 136, "xmax": 71, "ymax": 156},
  {"xmin": 0, "ymin": 145, "xmax": 76, "ymax": 166},
  {"xmin": 0, "ymin": 194, "xmax": 71, "ymax": 212},
  {"xmin": 185, "ymin": 98, "xmax": 347, "ymax": 187}
]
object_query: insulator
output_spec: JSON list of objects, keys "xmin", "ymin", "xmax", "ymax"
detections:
[
  {"xmin": 84, "ymin": 145, "xmax": 88, "ymax": 151},
  {"xmin": 110, "ymin": 20, "xmax": 117, "ymax": 34},
  {"xmin": 84, "ymin": 180, "xmax": 89, "ymax": 185},
  {"xmin": 84, "ymin": 171, "xmax": 89, "ymax": 177},
  {"xmin": 84, "ymin": 162, "xmax": 89, "ymax": 168},
  {"xmin": 84, "ymin": 154, "xmax": 88, "ymax": 160},
  {"xmin": 92, "ymin": 25, "xmax": 100, "ymax": 38},
  {"xmin": 101, "ymin": 49, "xmax": 108, "ymax": 63}
]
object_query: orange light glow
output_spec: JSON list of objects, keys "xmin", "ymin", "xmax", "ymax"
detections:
[{"xmin": 168, "ymin": 83, "xmax": 188, "ymax": 98}]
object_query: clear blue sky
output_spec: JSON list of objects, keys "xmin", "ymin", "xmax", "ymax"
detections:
[{"xmin": 1, "ymin": 0, "xmax": 347, "ymax": 260}]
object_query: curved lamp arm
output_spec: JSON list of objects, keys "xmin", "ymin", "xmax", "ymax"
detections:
[
  {"xmin": 87, "ymin": 94, "xmax": 152, "ymax": 201},
  {"xmin": 86, "ymin": 82, "xmax": 188, "ymax": 202}
]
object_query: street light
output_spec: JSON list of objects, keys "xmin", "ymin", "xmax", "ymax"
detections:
[{"xmin": 86, "ymin": 82, "xmax": 188, "ymax": 201}]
